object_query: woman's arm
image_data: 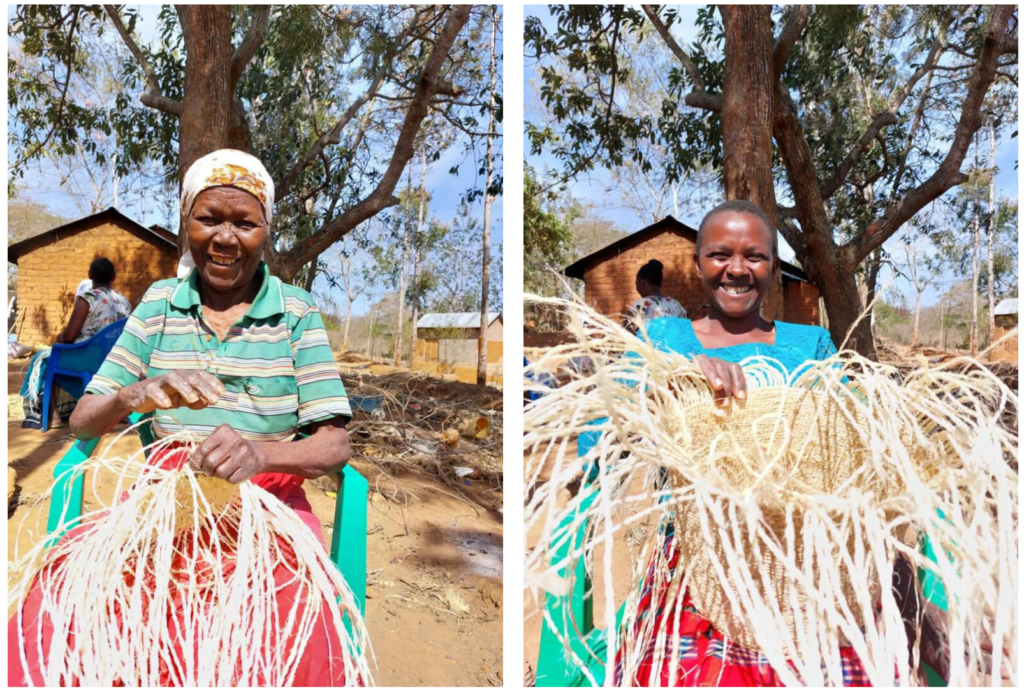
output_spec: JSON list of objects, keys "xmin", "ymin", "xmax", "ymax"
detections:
[
  {"xmin": 70, "ymin": 392, "xmax": 135, "ymax": 440},
  {"xmin": 189, "ymin": 417, "xmax": 350, "ymax": 484},
  {"xmin": 56, "ymin": 297, "xmax": 90, "ymax": 344},
  {"xmin": 70, "ymin": 370, "xmax": 225, "ymax": 441},
  {"xmin": 261, "ymin": 417, "xmax": 350, "ymax": 479}
]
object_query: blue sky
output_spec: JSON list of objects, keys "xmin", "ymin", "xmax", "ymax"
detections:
[
  {"xmin": 525, "ymin": 5, "xmax": 1018, "ymax": 309},
  {"xmin": 8, "ymin": 4, "xmax": 503, "ymax": 317}
]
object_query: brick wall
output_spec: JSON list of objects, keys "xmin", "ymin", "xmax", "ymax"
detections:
[
  {"xmin": 582, "ymin": 229, "xmax": 708, "ymax": 318},
  {"xmin": 783, "ymin": 278, "xmax": 821, "ymax": 325},
  {"xmin": 485, "ymin": 318, "xmax": 503, "ymax": 343},
  {"xmin": 580, "ymin": 228, "xmax": 821, "ymax": 325},
  {"xmin": 14, "ymin": 220, "xmax": 177, "ymax": 345},
  {"xmin": 991, "ymin": 321, "xmax": 1018, "ymax": 363},
  {"xmin": 412, "ymin": 337, "xmax": 502, "ymax": 368}
]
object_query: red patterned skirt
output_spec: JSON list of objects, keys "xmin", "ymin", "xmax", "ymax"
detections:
[
  {"xmin": 8, "ymin": 448, "xmax": 356, "ymax": 687},
  {"xmin": 619, "ymin": 540, "xmax": 873, "ymax": 687}
]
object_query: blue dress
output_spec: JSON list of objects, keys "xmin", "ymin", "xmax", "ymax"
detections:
[{"xmin": 644, "ymin": 316, "xmax": 838, "ymax": 370}]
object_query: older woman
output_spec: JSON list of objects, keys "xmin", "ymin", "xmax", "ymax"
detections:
[{"xmin": 9, "ymin": 150, "xmax": 358, "ymax": 686}]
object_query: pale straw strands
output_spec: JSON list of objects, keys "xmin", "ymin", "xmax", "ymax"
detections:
[
  {"xmin": 524, "ymin": 295, "xmax": 1017, "ymax": 687},
  {"xmin": 9, "ymin": 423, "xmax": 372, "ymax": 687}
]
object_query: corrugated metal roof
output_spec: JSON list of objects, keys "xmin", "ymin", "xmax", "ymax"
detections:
[
  {"xmin": 994, "ymin": 298, "xmax": 1018, "ymax": 316},
  {"xmin": 416, "ymin": 312, "xmax": 501, "ymax": 329}
]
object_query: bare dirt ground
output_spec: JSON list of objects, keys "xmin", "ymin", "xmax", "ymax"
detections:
[{"xmin": 8, "ymin": 357, "xmax": 504, "ymax": 687}]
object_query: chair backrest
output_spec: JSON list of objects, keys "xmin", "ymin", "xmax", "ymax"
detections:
[{"xmin": 50, "ymin": 318, "xmax": 127, "ymax": 375}]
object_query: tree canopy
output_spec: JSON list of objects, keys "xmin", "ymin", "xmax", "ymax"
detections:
[
  {"xmin": 9, "ymin": 5, "xmax": 502, "ymax": 283},
  {"xmin": 526, "ymin": 4, "xmax": 1017, "ymax": 356}
]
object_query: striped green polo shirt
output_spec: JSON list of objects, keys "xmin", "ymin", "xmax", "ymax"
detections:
[{"xmin": 86, "ymin": 262, "xmax": 351, "ymax": 442}]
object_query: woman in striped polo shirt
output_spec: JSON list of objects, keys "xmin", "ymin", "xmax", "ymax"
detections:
[{"xmin": 11, "ymin": 150, "xmax": 360, "ymax": 686}]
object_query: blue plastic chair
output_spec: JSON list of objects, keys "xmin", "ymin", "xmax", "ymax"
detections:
[{"xmin": 40, "ymin": 318, "xmax": 127, "ymax": 432}]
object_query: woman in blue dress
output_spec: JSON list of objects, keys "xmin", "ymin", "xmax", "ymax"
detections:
[{"xmin": 609, "ymin": 200, "xmax": 946, "ymax": 686}]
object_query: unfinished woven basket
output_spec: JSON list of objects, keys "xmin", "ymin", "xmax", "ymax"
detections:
[{"xmin": 668, "ymin": 387, "xmax": 909, "ymax": 651}]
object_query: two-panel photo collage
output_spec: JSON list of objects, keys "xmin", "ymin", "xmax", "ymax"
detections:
[{"xmin": 4, "ymin": 2, "xmax": 1018, "ymax": 689}]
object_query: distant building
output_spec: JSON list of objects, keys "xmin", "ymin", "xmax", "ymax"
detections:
[
  {"xmin": 991, "ymin": 298, "xmax": 1018, "ymax": 362},
  {"xmin": 413, "ymin": 312, "xmax": 503, "ymax": 384},
  {"xmin": 8, "ymin": 207, "xmax": 178, "ymax": 345},
  {"xmin": 563, "ymin": 215, "xmax": 821, "ymax": 325}
]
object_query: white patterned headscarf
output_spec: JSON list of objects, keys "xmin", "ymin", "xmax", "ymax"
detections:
[{"xmin": 177, "ymin": 149, "xmax": 275, "ymax": 278}]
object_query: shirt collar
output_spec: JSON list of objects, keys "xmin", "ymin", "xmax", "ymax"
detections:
[{"xmin": 170, "ymin": 261, "xmax": 285, "ymax": 320}]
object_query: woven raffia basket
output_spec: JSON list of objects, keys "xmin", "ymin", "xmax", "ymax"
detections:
[{"xmin": 668, "ymin": 387, "xmax": 910, "ymax": 651}]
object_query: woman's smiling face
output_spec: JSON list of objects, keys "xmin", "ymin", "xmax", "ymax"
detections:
[
  {"xmin": 186, "ymin": 186, "xmax": 268, "ymax": 295},
  {"xmin": 694, "ymin": 211, "xmax": 779, "ymax": 319}
]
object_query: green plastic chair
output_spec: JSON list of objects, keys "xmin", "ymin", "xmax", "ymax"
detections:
[
  {"xmin": 44, "ymin": 412, "xmax": 368, "ymax": 621},
  {"xmin": 535, "ymin": 486, "xmax": 950, "ymax": 687}
]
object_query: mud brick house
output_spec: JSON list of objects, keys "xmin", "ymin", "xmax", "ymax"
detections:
[
  {"xmin": 8, "ymin": 207, "xmax": 178, "ymax": 345},
  {"xmin": 564, "ymin": 216, "xmax": 821, "ymax": 325},
  {"xmin": 413, "ymin": 312, "xmax": 503, "ymax": 384},
  {"xmin": 991, "ymin": 298, "xmax": 1018, "ymax": 362}
]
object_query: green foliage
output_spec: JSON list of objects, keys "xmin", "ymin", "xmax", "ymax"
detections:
[
  {"xmin": 9, "ymin": 5, "xmax": 503, "ymax": 282},
  {"xmin": 874, "ymin": 299, "xmax": 910, "ymax": 327},
  {"xmin": 524, "ymin": 165, "xmax": 576, "ymax": 293},
  {"xmin": 525, "ymin": 5, "xmax": 721, "ymax": 184},
  {"xmin": 525, "ymin": 4, "xmax": 1017, "ymax": 252}
]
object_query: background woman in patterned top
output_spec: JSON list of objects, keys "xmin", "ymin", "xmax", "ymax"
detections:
[
  {"xmin": 20, "ymin": 257, "xmax": 132, "ymax": 428},
  {"xmin": 626, "ymin": 259, "xmax": 687, "ymax": 331},
  {"xmin": 57, "ymin": 257, "xmax": 132, "ymax": 344},
  {"xmin": 10, "ymin": 150, "xmax": 360, "ymax": 686}
]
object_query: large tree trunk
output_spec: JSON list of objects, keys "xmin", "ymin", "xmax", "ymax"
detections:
[
  {"xmin": 772, "ymin": 88, "xmax": 877, "ymax": 356},
  {"xmin": 477, "ymin": 8, "xmax": 496, "ymax": 387},
  {"xmin": 176, "ymin": 6, "xmax": 252, "ymax": 255},
  {"xmin": 719, "ymin": 5, "xmax": 781, "ymax": 322}
]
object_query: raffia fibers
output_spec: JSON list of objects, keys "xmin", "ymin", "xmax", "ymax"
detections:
[
  {"xmin": 9, "ymin": 426, "xmax": 373, "ymax": 687},
  {"xmin": 524, "ymin": 295, "xmax": 1017, "ymax": 687}
]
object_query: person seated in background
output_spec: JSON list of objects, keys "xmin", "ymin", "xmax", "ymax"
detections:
[
  {"xmin": 625, "ymin": 259, "xmax": 686, "ymax": 332},
  {"xmin": 55, "ymin": 258, "xmax": 131, "ymax": 344},
  {"xmin": 21, "ymin": 257, "xmax": 132, "ymax": 428}
]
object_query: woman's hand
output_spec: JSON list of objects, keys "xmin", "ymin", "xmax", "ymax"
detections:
[
  {"xmin": 190, "ymin": 423, "xmax": 266, "ymax": 485},
  {"xmin": 118, "ymin": 370, "xmax": 225, "ymax": 413},
  {"xmin": 693, "ymin": 354, "xmax": 747, "ymax": 406}
]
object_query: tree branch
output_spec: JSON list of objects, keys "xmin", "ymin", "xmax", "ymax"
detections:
[
  {"xmin": 280, "ymin": 5, "xmax": 473, "ymax": 275},
  {"xmin": 230, "ymin": 5, "xmax": 270, "ymax": 87},
  {"xmin": 886, "ymin": 69, "xmax": 933, "ymax": 210},
  {"xmin": 641, "ymin": 5, "xmax": 706, "ymax": 93},
  {"xmin": 772, "ymin": 5, "xmax": 811, "ymax": 83},
  {"xmin": 276, "ymin": 8, "xmax": 430, "ymax": 201},
  {"xmin": 846, "ymin": 4, "xmax": 1013, "ymax": 267},
  {"xmin": 821, "ymin": 24, "xmax": 949, "ymax": 201},
  {"xmin": 10, "ymin": 8, "xmax": 80, "ymax": 173},
  {"xmin": 853, "ymin": 134, "xmax": 889, "ymax": 190},
  {"xmin": 103, "ymin": 4, "xmax": 182, "ymax": 115}
]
